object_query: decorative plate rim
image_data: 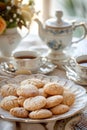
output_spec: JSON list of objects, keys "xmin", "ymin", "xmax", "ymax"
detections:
[{"xmin": 0, "ymin": 74, "xmax": 87, "ymax": 123}]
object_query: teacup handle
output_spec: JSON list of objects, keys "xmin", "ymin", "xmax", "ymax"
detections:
[{"xmin": 72, "ymin": 22, "xmax": 87, "ymax": 43}]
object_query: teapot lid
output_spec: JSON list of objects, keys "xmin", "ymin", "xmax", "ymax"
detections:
[{"xmin": 45, "ymin": 10, "xmax": 72, "ymax": 29}]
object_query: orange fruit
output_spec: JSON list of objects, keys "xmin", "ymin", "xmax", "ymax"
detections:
[{"xmin": 0, "ymin": 17, "xmax": 6, "ymax": 34}]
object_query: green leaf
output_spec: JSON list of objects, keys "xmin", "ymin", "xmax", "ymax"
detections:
[{"xmin": 7, "ymin": 22, "xmax": 17, "ymax": 28}]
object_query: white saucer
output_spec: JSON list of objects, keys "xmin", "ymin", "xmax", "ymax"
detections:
[
  {"xmin": 0, "ymin": 60, "xmax": 57, "ymax": 75},
  {"xmin": 63, "ymin": 59, "xmax": 87, "ymax": 86},
  {"xmin": 37, "ymin": 62, "xmax": 57, "ymax": 74},
  {"xmin": 66, "ymin": 69, "xmax": 87, "ymax": 86}
]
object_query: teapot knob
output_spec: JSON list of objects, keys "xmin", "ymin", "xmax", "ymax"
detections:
[{"xmin": 56, "ymin": 10, "xmax": 63, "ymax": 24}]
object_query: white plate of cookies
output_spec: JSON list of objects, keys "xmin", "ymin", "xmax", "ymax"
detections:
[{"xmin": 0, "ymin": 74, "xmax": 87, "ymax": 123}]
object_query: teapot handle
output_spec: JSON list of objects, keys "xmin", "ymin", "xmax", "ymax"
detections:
[{"xmin": 72, "ymin": 22, "xmax": 87, "ymax": 43}]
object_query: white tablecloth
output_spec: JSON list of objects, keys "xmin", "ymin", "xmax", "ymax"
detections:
[{"xmin": 0, "ymin": 34, "xmax": 87, "ymax": 130}]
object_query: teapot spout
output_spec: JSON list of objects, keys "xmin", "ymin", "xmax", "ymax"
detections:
[{"xmin": 35, "ymin": 18, "xmax": 46, "ymax": 41}]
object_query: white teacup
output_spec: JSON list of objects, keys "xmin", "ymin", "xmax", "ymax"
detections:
[
  {"xmin": 12, "ymin": 50, "xmax": 42, "ymax": 72},
  {"xmin": 68, "ymin": 55, "xmax": 87, "ymax": 79}
]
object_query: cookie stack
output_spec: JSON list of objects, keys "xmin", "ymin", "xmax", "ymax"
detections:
[{"xmin": 0, "ymin": 78, "xmax": 75, "ymax": 119}]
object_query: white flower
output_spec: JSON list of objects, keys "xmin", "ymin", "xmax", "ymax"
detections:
[
  {"xmin": 17, "ymin": 9, "xmax": 22, "ymax": 15},
  {"xmin": 6, "ymin": 6, "xmax": 11, "ymax": 10},
  {"xmin": 11, "ymin": 0, "xmax": 21, "ymax": 6},
  {"xmin": 9, "ymin": 19, "xmax": 13, "ymax": 22},
  {"xmin": 16, "ymin": 18, "xmax": 20, "ymax": 22},
  {"xmin": 21, "ymin": 5, "xmax": 35, "ymax": 21},
  {"xmin": 13, "ymin": 14, "xmax": 17, "ymax": 18}
]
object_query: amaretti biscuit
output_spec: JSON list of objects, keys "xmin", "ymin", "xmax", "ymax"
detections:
[
  {"xmin": 18, "ymin": 96, "xmax": 27, "ymax": 107},
  {"xmin": 0, "ymin": 84, "xmax": 17, "ymax": 97},
  {"xmin": 62, "ymin": 90, "xmax": 75, "ymax": 106},
  {"xmin": 44, "ymin": 82, "xmax": 64, "ymax": 95},
  {"xmin": 29, "ymin": 109, "xmax": 52, "ymax": 119},
  {"xmin": 45, "ymin": 95, "xmax": 63, "ymax": 108},
  {"xmin": 50, "ymin": 104, "xmax": 70, "ymax": 115},
  {"xmin": 17, "ymin": 84, "xmax": 39, "ymax": 98},
  {"xmin": 0, "ymin": 96, "xmax": 19, "ymax": 111},
  {"xmin": 23, "ymin": 96, "xmax": 47, "ymax": 111},
  {"xmin": 10, "ymin": 107, "xmax": 29, "ymax": 118},
  {"xmin": 39, "ymin": 88, "xmax": 48, "ymax": 97},
  {"xmin": 20, "ymin": 78, "xmax": 45, "ymax": 88}
]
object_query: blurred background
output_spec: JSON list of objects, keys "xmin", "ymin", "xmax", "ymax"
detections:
[{"xmin": 32, "ymin": 0, "xmax": 87, "ymax": 37}]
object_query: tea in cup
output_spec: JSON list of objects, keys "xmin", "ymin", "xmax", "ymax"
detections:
[
  {"xmin": 69, "ymin": 55, "xmax": 87, "ymax": 79},
  {"xmin": 12, "ymin": 50, "xmax": 42, "ymax": 72}
]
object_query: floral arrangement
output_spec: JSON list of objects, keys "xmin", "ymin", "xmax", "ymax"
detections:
[{"xmin": 0, "ymin": 0, "xmax": 35, "ymax": 34}]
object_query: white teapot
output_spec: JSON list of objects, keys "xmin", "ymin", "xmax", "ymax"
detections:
[{"xmin": 35, "ymin": 10, "xmax": 87, "ymax": 54}]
